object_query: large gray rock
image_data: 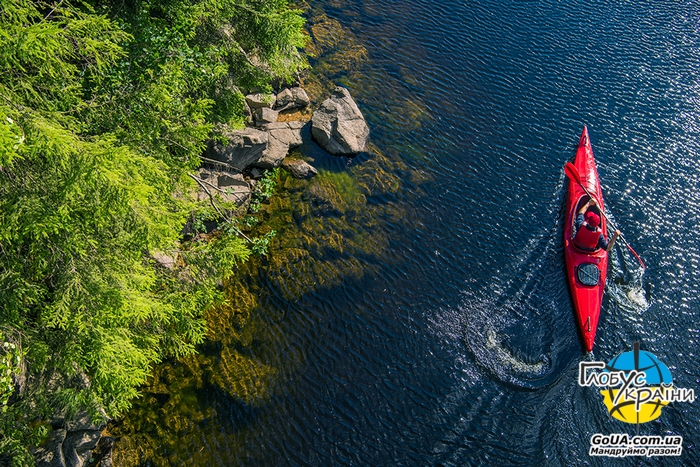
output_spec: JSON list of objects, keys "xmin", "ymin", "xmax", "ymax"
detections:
[
  {"xmin": 34, "ymin": 429, "xmax": 66, "ymax": 467},
  {"xmin": 34, "ymin": 411, "xmax": 108, "ymax": 467},
  {"xmin": 255, "ymin": 121, "xmax": 306, "ymax": 169},
  {"xmin": 311, "ymin": 87, "xmax": 369, "ymax": 155},
  {"xmin": 262, "ymin": 121, "xmax": 304, "ymax": 147},
  {"xmin": 64, "ymin": 411, "xmax": 102, "ymax": 432},
  {"xmin": 245, "ymin": 93, "xmax": 275, "ymax": 110},
  {"xmin": 282, "ymin": 158, "xmax": 318, "ymax": 179},
  {"xmin": 274, "ymin": 87, "xmax": 311, "ymax": 111},
  {"xmin": 62, "ymin": 430, "xmax": 102, "ymax": 467},
  {"xmin": 206, "ymin": 127, "xmax": 268, "ymax": 171},
  {"xmin": 254, "ymin": 107, "xmax": 279, "ymax": 126},
  {"xmin": 152, "ymin": 251, "xmax": 176, "ymax": 270},
  {"xmin": 216, "ymin": 173, "xmax": 251, "ymax": 205},
  {"xmin": 92, "ymin": 436, "xmax": 115, "ymax": 467},
  {"xmin": 196, "ymin": 169, "xmax": 250, "ymax": 205},
  {"xmin": 242, "ymin": 100, "xmax": 253, "ymax": 124}
]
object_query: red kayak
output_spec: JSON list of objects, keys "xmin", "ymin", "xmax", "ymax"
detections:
[{"xmin": 564, "ymin": 127, "xmax": 609, "ymax": 353}]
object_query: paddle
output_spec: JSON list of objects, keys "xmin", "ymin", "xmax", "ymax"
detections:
[{"xmin": 564, "ymin": 162, "xmax": 646, "ymax": 269}]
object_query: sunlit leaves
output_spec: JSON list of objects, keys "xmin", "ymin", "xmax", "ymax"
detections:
[
  {"xmin": 0, "ymin": 0, "xmax": 305, "ymax": 464},
  {"xmin": 0, "ymin": 0, "xmax": 307, "ymax": 463}
]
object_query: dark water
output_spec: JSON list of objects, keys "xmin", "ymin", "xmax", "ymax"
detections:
[{"xmin": 114, "ymin": 1, "xmax": 700, "ymax": 465}]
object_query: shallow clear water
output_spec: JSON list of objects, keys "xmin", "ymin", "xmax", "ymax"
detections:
[{"xmin": 113, "ymin": 1, "xmax": 700, "ymax": 465}]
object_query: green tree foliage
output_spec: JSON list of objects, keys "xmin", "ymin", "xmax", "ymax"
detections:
[{"xmin": 0, "ymin": 0, "xmax": 306, "ymax": 463}]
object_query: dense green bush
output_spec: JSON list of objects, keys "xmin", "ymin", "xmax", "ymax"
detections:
[{"xmin": 0, "ymin": 0, "xmax": 307, "ymax": 463}]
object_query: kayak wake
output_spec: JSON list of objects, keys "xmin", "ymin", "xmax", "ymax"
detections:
[
  {"xmin": 459, "ymin": 220, "xmax": 572, "ymax": 390},
  {"xmin": 607, "ymin": 237, "xmax": 650, "ymax": 313},
  {"xmin": 461, "ymin": 296, "xmax": 559, "ymax": 391}
]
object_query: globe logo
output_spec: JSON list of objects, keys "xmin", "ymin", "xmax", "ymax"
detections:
[{"xmin": 600, "ymin": 343, "xmax": 673, "ymax": 424}]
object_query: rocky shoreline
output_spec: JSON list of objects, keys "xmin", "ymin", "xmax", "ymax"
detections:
[
  {"xmin": 32, "ymin": 83, "xmax": 370, "ymax": 467},
  {"xmin": 33, "ymin": 411, "xmax": 110, "ymax": 467},
  {"xmin": 194, "ymin": 84, "xmax": 370, "ymax": 209}
]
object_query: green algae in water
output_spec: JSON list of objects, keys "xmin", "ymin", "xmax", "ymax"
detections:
[
  {"xmin": 308, "ymin": 170, "xmax": 366, "ymax": 213},
  {"xmin": 109, "ymin": 146, "xmax": 416, "ymax": 466}
]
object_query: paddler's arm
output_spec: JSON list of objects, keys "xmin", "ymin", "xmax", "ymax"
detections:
[
  {"xmin": 578, "ymin": 198, "xmax": 596, "ymax": 216},
  {"xmin": 575, "ymin": 199, "xmax": 595, "ymax": 230},
  {"xmin": 605, "ymin": 230, "xmax": 621, "ymax": 252}
]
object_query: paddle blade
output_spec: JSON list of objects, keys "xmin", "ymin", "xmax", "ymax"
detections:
[
  {"xmin": 626, "ymin": 244, "xmax": 647, "ymax": 270},
  {"xmin": 564, "ymin": 162, "xmax": 582, "ymax": 185}
]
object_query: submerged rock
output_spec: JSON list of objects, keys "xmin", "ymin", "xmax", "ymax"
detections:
[
  {"xmin": 282, "ymin": 157, "xmax": 318, "ymax": 179},
  {"xmin": 311, "ymin": 86, "xmax": 369, "ymax": 155}
]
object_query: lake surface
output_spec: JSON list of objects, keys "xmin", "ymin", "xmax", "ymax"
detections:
[{"xmin": 113, "ymin": 1, "xmax": 700, "ymax": 465}]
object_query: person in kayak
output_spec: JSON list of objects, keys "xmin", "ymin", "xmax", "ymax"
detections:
[{"xmin": 573, "ymin": 198, "xmax": 620, "ymax": 252}]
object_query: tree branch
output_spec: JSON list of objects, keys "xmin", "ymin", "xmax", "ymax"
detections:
[
  {"xmin": 39, "ymin": 0, "xmax": 65, "ymax": 24},
  {"xmin": 187, "ymin": 173, "xmax": 253, "ymax": 243}
]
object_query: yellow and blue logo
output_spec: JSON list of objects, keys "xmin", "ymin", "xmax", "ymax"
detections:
[{"xmin": 579, "ymin": 343, "xmax": 695, "ymax": 425}]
